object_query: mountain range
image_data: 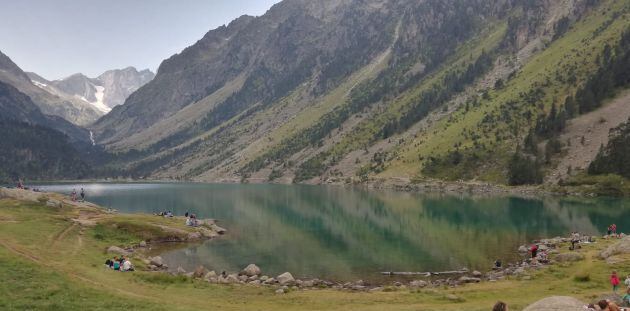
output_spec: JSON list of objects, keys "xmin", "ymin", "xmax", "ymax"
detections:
[
  {"xmin": 89, "ymin": 0, "xmax": 630, "ymax": 187},
  {"xmin": 2, "ymin": 0, "xmax": 630, "ymax": 188}
]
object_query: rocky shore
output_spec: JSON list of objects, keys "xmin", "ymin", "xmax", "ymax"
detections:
[{"xmin": 146, "ymin": 235, "xmax": 606, "ymax": 297}]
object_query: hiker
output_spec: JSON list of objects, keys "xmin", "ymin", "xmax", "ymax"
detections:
[
  {"xmin": 185, "ymin": 212, "xmax": 189, "ymax": 218},
  {"xmin": 530, "ymin": 244, "xmax": 538, "ymax": 259},
  {"xmin": 71, "ymin": 189, "xmax": 77, "ymax": 202},
  {"xmin": 80, "ymin": 188, "xmax": 85, "ymax": 201},
  {"xmin": 492, "ymin": 301, "xmax": 508, "ymax": 311},
  {"xmin": 166, "ymin": 211, "xmax": 173, "ymax": 218},
  {"xmin": 613, "ymin": 224, "xmax": 618, "ymax": 237},
  {"xmin": 625, "ymin": 274, "xmax": 630, "ymax": 289},
  {"xmin": 598, "ymin": 299, "xmax": 622, "ymax": 311},
  {"xmin": 186, "ymin": 216, "xmax": 193, "ymax": 226},
  {"xmin": 538, "ymin": 250, "xmax": 549, "ymax": 264},
  {"xmin": 105, "ymin": 258, "xmax": 113, "ymax": 268},
  {"xmin": 17, "ymin": 179, "xmax": 23, "ymax": 189},
  {"xmin": 122, "ymin": 258, "xmax": 134, "ymax": 272},
  {"xmin": 612, "ymin": 271, "xmax": 621, "ymax": 293}
]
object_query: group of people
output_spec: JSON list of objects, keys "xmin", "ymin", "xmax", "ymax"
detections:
[
  {"xmin": 185, "ymin": 212, "xmax": 199, "ymax": 227},
  {"xmin": 607, "ymin": 224, "xmax": 621, "ymax": 238},
  {"xmin": 157, "ymin": 211, "xmax": 174, "ymax": 217},
  {"xmin": 70, "ymin": 188, "xmax": 85, "ymax": 202},
  {"xmin": 105, "ymin": 256, "xmax": 134, "ymax": 272}
]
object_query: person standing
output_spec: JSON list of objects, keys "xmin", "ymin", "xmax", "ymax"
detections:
[
  {"xmin": 80, "ymin": 188, "xmax": 85, "ymax": 202},
  {"xmin": 71, "ymin": 189, "xmax": 77, "ymax": 202},
  {"xmin": 611, "ymin": 271, "xmax": 620, "ymax": 293},
  {"xmin": 530, "ymin": 244, "xmax": 538, "ymax": 259}
]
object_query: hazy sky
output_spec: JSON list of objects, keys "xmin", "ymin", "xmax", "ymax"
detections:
[{"xmin": 0, "ymin": 0, "xmax": 280, "ymax": 80}]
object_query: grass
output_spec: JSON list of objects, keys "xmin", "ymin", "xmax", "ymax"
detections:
[
  {"xmin": 380, "ymin": 0, "xmax": 630, "ymax": 182},
  {"xmin": 1, "ymin": 193, "xmax": 630, "ymax": 310}
]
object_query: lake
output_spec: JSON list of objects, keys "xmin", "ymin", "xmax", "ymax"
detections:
[{"xmin": 38, "ymin": 183, "xmax": 630, "ymax": 282}]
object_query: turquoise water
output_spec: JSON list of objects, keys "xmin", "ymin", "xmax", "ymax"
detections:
[{"xmin": 38, "ymin": 183, "xmax": 630, "ymax": 281}]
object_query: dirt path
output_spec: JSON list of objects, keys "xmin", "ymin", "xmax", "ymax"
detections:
[
  {"xmin": 0, "ymin": 239, "xmax": 154, "ymax": 301},
  {"xmin": 546, "ymin": 90, "xmax": 630, "ymax": 184}
]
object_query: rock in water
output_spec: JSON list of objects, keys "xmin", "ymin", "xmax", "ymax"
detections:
[
  {"xmin": 523, "ymin": 296, "xmax": 584, "ymax": 311},
  {"xmin": 277, "ymin": 272, "xmax": 295, "ymax": 285},
  {"xmin": 241, "ymin": 264, "xmax": 261, "ymax": 277},
  {"xmin": 150, "ymin": 256, "xmax": 164, "ymax": 267}
]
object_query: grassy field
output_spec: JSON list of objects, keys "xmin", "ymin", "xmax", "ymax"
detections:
[{"xmin": 1, "ymin": 191, "xmax": 629, "ymax": 310}]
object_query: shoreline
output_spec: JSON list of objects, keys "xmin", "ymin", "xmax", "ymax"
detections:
[{"xmin": 2, "ymin": 186, "xmax": 630, "ymax": 309}]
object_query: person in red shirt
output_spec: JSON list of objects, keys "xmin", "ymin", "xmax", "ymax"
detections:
[
  {"xmin": 612, "ymin": 271, "xmax": 621, "ymax": 293},
  {"xmin": 530, "ymin": 244, "xmax": 538, "ymax": 259}
]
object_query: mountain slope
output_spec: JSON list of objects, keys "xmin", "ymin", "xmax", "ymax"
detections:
[
  {"xmin": 0, "ymin": 80, "xmax": 92, "ymax": 182},
  {"xmin": 0, "ymin": 51, "xmax": 103, "ymax": 126},
  {"xmin": 91, "ymin": 0, "xmax": 630, "ymax": 186}
]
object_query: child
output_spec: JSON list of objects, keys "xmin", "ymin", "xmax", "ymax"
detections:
[
  {"xmin": 624, "ymin": 288, "xmax": 630, "ymax": 306},
  {"xmin": 625, "ymin": 274, "xmax": 630, "ymax": 289},
  {"xmin": 612, "ymin": 271, "xmax": 620, "ymax": 293}
]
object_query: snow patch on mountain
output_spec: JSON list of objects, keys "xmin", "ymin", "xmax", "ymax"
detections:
[{"xmin": 91, "ymin": 85, "xmax": 110, "ymax": 113}]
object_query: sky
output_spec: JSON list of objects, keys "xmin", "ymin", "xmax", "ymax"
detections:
[{"xmin": 0, "ymin": 0, "xmax": 280, "ymax": 80}]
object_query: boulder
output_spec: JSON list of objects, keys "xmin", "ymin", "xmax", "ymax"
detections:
[
  {"xmin": 518, "ymin": 245, "xmax": 529, "ymax": 253},
  {"xmin": 238, "ymin": 275, "xmax": 248, "ymax": 282},
  {"xmin": 277, "ymin": 272, "xmax": 295, "ymax": 285},
  {"xmin": 46, "ymin": 199, "xmax": 62, "ymax": 208},
  {"xmin": 193, "ymin": 266, "xmax": 208, "ymax": 278},
  {"xmin": 445, "ymin": 294, "xmax": 464, "ymax": 302},
  {"xmin": 249, "ymin": 280, "xmax": 261, "ymax": 286},
  {"xmin": 472, "ymin": 270, "xmax": 483, "ymax": 278},
  {"xmin": 241, "ymin": 264, "xmax": 261, "ymax": 277},
  {"xmin": 106, "ymin": 246, "xmax": 130, "ymax": 256},
  {"xmin": 139, "ymin": 241, "xmax": 147, "ymax": 247},
  {"xmin": 260, "ymin": 275, "xmax": 269, "ymax": 282},
  {"xmin": 523, "ymin": 296, "xmax": 585, "ymax": 311},
  {"xmin": 600, "ymin": 236, "xmax": 630, "ymax": 259},
  {"xmin": 458, "ymin": 276, "xmax": 481, "ymax": 283},
  {"xmin": 227, "ymin": 274, "xmax": 240, "ymax": 283},
  {"xmin": 409, "ymin": 280, "xmax": 428, "ymax": 288},
  {"xmin": 555, "ymin": 252, "xmax": 585, "ymax": 262},
  {"xmin": 176, "ymin": 266, "xmax": 186, "ymax": 275},
  {"xmin": 150, "ymin": 256, "xmax": 164, "ymax": 267},
  {"xmin": 187, "ymin": 232, "xmax": 202, "ymax": 240},
  {"xmin": 606, "ymin": 256, "xmax": 626, "ymax": 265},
  {"xmin": 205, "ymin": 271, "xmax": 217, "ymax": 279},
  {"xmin": 592, "ymin": 294, "xmax": 623, "ymax": 306},
  {"xmin": 301, "ymin": 280, "xmax": 315, "ymax": 287},
  {"xmin": 275, "ymin": 288, "xmax": 285, "ymax": 294}
]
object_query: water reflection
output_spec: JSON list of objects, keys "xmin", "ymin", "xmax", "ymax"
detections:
[{"xmin": 39, "ymin": 183, "xmax": 630, "ymax": 281}]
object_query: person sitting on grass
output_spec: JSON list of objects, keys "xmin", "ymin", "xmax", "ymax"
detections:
[
  {"xmin": 598, "ymin": 299, "xmax": 621, "ymax": 311},
  {"xmin": 492, "ymin": 301, "xmax": 508, "ymax": 311},
  {"xmin": 122, "ymin": 258, "xmax": 134, "ymax": 272},
  {"xmin": 112, "ymin": 257, "xmax": 121, "ymax": 271},
  {"xmin": 105, "ymin": 258, "xmax": 113, "ymax": 268}
]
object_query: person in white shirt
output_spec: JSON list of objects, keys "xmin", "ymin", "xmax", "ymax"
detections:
[
  {"xmin": 122, "ymin": 259, "xmax": 134, "ymax": 272},
  {"xmin": 624, "ymin": 274, "xmax": 630, "ymax": 288}
]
